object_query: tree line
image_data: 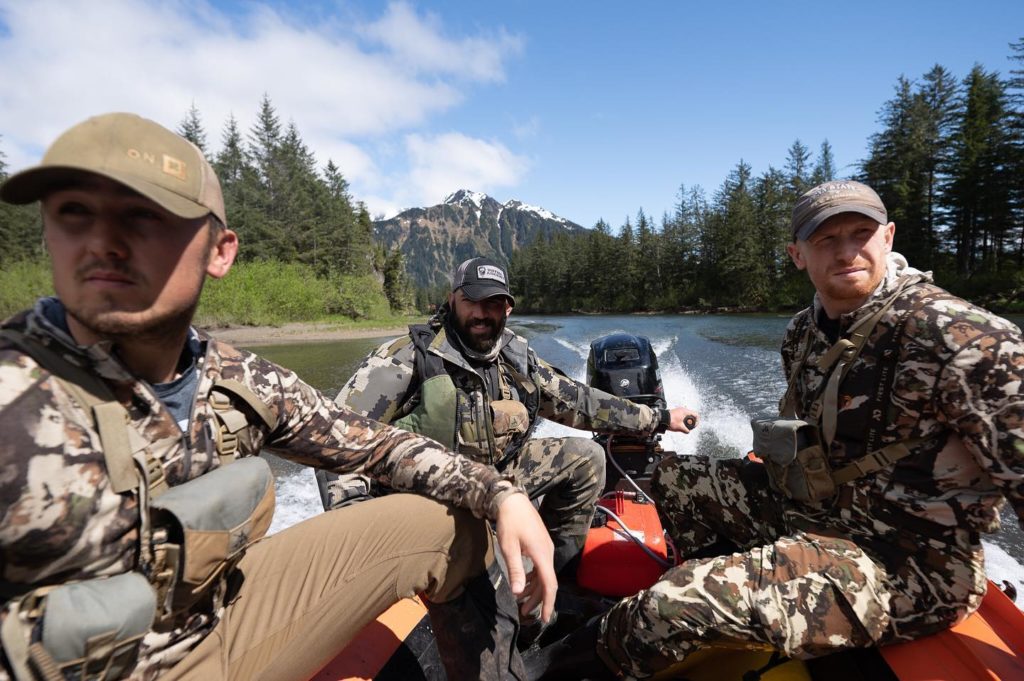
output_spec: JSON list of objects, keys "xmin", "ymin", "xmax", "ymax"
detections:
[
  {"xmin": 0, "ymin": 97, "xmax": 415, "ymax": 316},
  {"xmin": 2, "ymin": 40, "xmax": 1022, "ymax": 318},
  {"xmin": 511, "ymin": 40, "xmax": 1024, "ymax": 314}
]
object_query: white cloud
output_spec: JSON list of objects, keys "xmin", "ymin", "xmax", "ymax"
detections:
[
  {"xmin": 401, "ymin": 132, "xmax": 530, "ymax": 209},
  {"xmin": 0, "ymin": 0, "xmax": 524, "ymax": 213},
  {"xmin": 360, "ymin": 2, "xmax": 522, "ymax": 82}
]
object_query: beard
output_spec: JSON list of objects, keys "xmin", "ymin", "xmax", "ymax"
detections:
[
  {"xmin": 453, "ymin": 312, "xmax": 507, "ymax": 354},
  {"xmin": 63, "ymin": 259, "xmax": 204, "ymax": 345},
  {"xmin": 65, "ymin": 299, "xmax": 199, "ymax": 345}
]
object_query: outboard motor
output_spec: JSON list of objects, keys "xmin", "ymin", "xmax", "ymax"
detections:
[
  {"xmin": 575, "ymin": 334, "xmax": 674, "ymax": 599},
  {"xmin": 586, "ymin": 333, "xmax": 665, "ymax": 410},
  {"xmin": 587, "ymin": 333, "xmax": 666, "ymax": 491}
]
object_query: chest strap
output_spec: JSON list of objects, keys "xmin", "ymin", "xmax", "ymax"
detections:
[{"xmin": 777, "ymin": 276, "xmax": 927, "ymax": 489}]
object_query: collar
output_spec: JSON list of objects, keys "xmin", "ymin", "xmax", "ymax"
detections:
[
  {"xmin": 810, "ymin": 252, "xmax": 932, "ymax": 334},
  {"xmin": 28, "ymin": 297, "xmax": 203, "ymax": 382}
]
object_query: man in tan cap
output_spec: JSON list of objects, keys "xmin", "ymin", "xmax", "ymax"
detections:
[
  {"xmin": 0, "ymin": 112, "xmax": 555, "ymax": 681},
  {"xmin": 526, "ymin": 179, "xmax": 1024, "ymax": 679}
]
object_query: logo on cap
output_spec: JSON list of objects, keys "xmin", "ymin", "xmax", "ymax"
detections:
[
  {"xmin": 162, "ymin": 155, "xmax": 188, "ymax": 182},
  {"xmin": 477, "ymin": 265, "xmax": 507, "ymax": 284}
]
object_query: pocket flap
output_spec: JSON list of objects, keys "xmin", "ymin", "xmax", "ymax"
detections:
[
  {"xmin": 152, "ymin": 456, "xmax": 272, "ymax": 532},
  {"xmin": 41, "ymin": 573, "xmax": 155, "ymax": 663},
  {"xmin": 751, "ymin": 418, "xmax": 808, "ymax": 466}
]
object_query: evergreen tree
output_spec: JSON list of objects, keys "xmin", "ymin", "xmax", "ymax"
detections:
[
  {"xmin": 177, "ymin": 102, "xmax": 208, "ymax": 154},
  {"xmin": 658, "ymin": 186, "xmax": 702, "ymax": 308},
  {"xmin": 714, "ymin": 161, "xmax": 766, "ymax": 306},
  {"xmin": 584, "ymin": 219, "xmax": 619, "ymax": 310},
  {"xmin": 214, "ymin": 114, "xmax": 261, "ymax": 255},
  {"xmin": 615, "ymin": 217, "xmax": 641, "ymax": 311},
  {"xmin": 810, "ymin": 140, "xmax": 836, "ymax": 184},
  {"xmin": 383, "ymin": 247, "xmax": 412, "ymax": 311},
  {"xmin": 320, "ymin": 160, "xmax": 358, "ymax": 275},
  {"xmin": 1007, "ymin": 38, "xmax": 1024, "ymax": 266},
  {"xmin": 635, "ymin": 209, "xmax": 660, "ymax": 309},
  {"xmin": 862, "ymin": 71, "xmax": 958, "ymax": 270},
  {"xmin": 0, "ymin": 135, "xmax": 43, "ymax": 263},
  {"xmin": 350, "ymin": 204, "xmax": 376, "ymax": 276},
  {"xmin": 784, "ymin": 140, "xmax": 812, "ymax": 200},
  {"xmin": 942, "ymin": 65, "xmax": 1014, "ymax": 275}
]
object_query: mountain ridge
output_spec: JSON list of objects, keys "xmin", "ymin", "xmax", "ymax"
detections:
[{"xmin": 373, "ymin": 189, "xmax": 585, "ymax": 290}]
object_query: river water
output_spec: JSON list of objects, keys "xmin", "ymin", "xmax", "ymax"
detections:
[{"xmin": 253, "ymin": 312, "xmax": 1024, "ymax": 605}]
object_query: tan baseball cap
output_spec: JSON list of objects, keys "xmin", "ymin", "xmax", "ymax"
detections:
[
  {"xmin": 791, "ymin": 180, "xmax": 887, "ymax": 241},
  {"xmin": 0, "ymin": 112, "xmax": 226, "ymax": 227}
]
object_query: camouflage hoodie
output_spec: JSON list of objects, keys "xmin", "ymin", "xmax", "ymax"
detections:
[
  {"xmin": 780, "ymin": 252, "xmax": 1024, "ymax": 544},
  {"xmin": 0, "ymin": 299, "xmax": 521, "ymax": 678}
]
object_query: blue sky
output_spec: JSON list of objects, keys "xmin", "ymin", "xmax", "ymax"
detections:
[{"xmin": 1, "ymin": 1, "xmax": 1022, "ymax": 229}]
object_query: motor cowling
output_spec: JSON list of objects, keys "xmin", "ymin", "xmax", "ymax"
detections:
[
  {"xmin": 586, "ymin": 333, "xmax": 665, "ymax": 409},
  {"xmin": 587, "ymin": 334, "xmax": 667, "ymax": 491}
]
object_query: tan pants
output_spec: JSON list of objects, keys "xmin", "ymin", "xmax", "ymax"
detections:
[{"xmin": 164, "ymin": 494, "xmax": 491, "ymax": 681}]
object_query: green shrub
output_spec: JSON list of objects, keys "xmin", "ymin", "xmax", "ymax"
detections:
[
  {"xmin": 196, "ymin": 260, "xmax": 344, "ymax": 327},
  {"xmin": 332, "ymin": 274, "xmax": 392, "ymax": 319},
  {"xmin": 0, "ymin": 258, "xmax": 53, "ymax": 319}
]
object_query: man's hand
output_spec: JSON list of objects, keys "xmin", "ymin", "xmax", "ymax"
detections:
[
  {"xmin": 495, "ymin": 492, "xmax": 557, "ymax": 622},
  {"xmin": 666, "ymin": 407, "xmax": 700, "ymax": 433}
]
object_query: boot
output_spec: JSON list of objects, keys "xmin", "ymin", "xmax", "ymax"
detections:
[
  {"xmin": 426, "ymin": 560, "xmax": 527, "ymax": 680},
  {"xmin": 522, "ymin": 616, "xmax": 617, "ymax": 681}
]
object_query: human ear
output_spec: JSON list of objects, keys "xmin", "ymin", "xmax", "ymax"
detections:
[
  {"xmin": 206, "ymin": 227, "xmax": 238, "ymax": 280},
  {"xmin": 786, "ymin": 242, "xmax": 806, "ymax": 270}
]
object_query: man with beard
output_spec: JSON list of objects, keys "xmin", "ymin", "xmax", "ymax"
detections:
[
  {"xmin": 317, "ymin": 257, "xmax": 700, "ymax": 575},
  {"xmin": 0, "ymin": 113, "xmax": 555, "ymax": 681}
]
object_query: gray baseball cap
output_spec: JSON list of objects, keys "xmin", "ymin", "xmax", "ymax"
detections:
[
  {"xmin": 0, "ymin": 112, "xmax": 227, "ymax": 227},
  {"xmin": 791, "ymin": 180, "xmax": 887, "ymax": 240},
  {"xmin": 451, "ymin": 257, "xmax": 516, "ymax": 305}
]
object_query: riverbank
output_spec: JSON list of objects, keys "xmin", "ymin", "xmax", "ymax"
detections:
[{"xmin": 203, "ymin": 321, "xmax": 409, "ymax": 347}]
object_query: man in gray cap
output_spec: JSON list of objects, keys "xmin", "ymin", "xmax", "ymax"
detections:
[
  {"xmin": 318, "ymin": 255, "xmax": 700, "ymax": 577},
  {"xmin": 527, "ymin": 179, "xmax": 1024, "ymax": 679},
  {"xmin": 0, "ymin": 112, "xmax": 557, "ymax": 681}
]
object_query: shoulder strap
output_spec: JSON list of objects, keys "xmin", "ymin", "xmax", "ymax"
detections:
[
  {"xmin": 812, "ymin": 276, "xmax": 923, "ymax": 445},
  {"xmin": 816, "ymin": 298, "xmax": 896, "ymax": 444},
  {"xmin": 397, "ymin": 324, "xmax": 447, "ymax": 412},
  {"xmin": 0, "ymin": 328, "xmax": 149, "ymax": 495}
]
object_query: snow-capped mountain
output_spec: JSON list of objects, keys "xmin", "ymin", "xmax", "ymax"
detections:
[{"xmin": 373, "ymin": 190, "xmax": 585, "ymax": 291}]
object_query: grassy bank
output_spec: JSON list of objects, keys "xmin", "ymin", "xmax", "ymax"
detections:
[{"xmin": 0, "ymin": 259, "xmax": 402, "ymax": 326}]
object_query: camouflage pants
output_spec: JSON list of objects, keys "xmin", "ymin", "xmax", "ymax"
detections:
[
  {"xmin": 599, "ymin": 455, "xmax": 986, "ymax": 679},
  {"xmin": 502, "ymin": 436, "xmax": 605, "ymax": 570}
]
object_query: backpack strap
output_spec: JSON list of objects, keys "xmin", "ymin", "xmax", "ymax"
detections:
[{"xmin": 831, "ymin": 440, "xmax": 922, "ymax": 485}]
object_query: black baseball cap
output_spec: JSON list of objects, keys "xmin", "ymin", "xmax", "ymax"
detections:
[{"xmin": 451, "ymin": 257, "xmax": 515, "ymax": 305}]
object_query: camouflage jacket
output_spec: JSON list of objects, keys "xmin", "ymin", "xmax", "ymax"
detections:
[
  {"xmin": 339, "ymin": 319, "xmax": 660, "ymax": 466},
  {"xmin": 0, "ymin": 300, "xmax": 521, "ymax": 679},
  {"xmin": 780, "ymin": 253, "xmax": 1024, "ymax": 540}
]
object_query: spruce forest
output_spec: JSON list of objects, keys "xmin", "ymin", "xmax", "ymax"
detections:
[
  {"xmin": 512, "ymin": 44, "xmax": 1024, "ymax": 314},
  {"xmin": 1, "ymin": 41, "xmax": 1022, "ymax": 319}
]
